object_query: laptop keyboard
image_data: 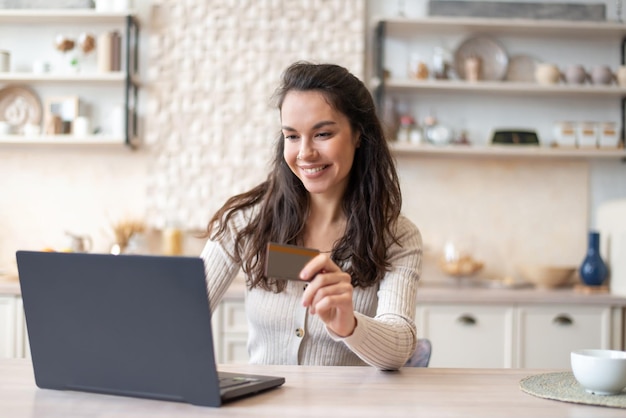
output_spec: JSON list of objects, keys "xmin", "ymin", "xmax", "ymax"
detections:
[{"xmin": 219, "ymin": 376, "xmax": 259, "ymax": 389}]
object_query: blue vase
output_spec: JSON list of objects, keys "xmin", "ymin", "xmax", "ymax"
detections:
[{"xmin": 579, "ymin": 231, "xmax": 608, "ymax": 286}]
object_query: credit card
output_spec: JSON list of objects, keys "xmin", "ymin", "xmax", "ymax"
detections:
[{"xmin": 265, "ymin": 242, "xmax": 319, "ymax": 281}]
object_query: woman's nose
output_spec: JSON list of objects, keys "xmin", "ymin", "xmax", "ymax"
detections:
[{"xmin": 297, "ymin": 141, "xmax": 316, "ymax": 160}]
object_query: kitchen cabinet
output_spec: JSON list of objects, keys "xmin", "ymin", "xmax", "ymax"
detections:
[
  {"xmin": 212, "ymin": 300, "xmax": 249, "ymax": 364},
  {"xmin": 416, "ymin": 304, "xmax": 515, "ymax": 368},
  {"xmin": 516, "ymin": 304, "xmax": 613, "ymax": 368},
  {"xmin": 416, "ymin": 302, "xmax": 621, "ymax": 369},
  {"xmin": 374, "ymin": 16, "xmax": 626, "ymax": 160},
  {"xmin": 0, "ymin": 295, "xmax": 27, "ymax": 359},
  {"xmin": 212, "ymin": 298, "xmax": 624, "ymax": 368},
  {"xmin": 0, "ymin": 9, "xmax": 139, "ymax": 148}
]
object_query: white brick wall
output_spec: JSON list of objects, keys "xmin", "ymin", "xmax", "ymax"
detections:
[{"xmin": 145, "ymin": 0, "xmax": 365, "ymax": 230}]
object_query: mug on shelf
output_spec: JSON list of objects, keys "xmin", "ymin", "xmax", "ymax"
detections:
[
  {"xmin": 563, "ymin": 64, "xmax": 588, "ymax": 84},
  {"xmin": 535, "ymin": 63, "xmax": 561, "ymax": 85},
  {"xmin": 590, "ymin": 65, "xmax": 614, "ymax": 85}
]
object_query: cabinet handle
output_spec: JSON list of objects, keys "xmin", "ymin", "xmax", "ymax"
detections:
[
  {"xmin": 552, "ymin": 314, "xmax": 574, "ymax": 326},
  {"xmin": 457, "ymin": 314, "xmax": 477, "ymax": 325}
]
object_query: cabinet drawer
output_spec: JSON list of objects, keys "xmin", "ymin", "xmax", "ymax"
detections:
[
  {"xmin": 221, "ymin": 334, "xmax": 249, "ymax": 364},
  {"xmin": 517, "ymin": 305, "xmax": 611, "ymax": 369},
  {"xmin": 417, "ymin": 304, "xmax": 515, "ymax": 368},
  {"xmin": 0, "ymin": 296, "xmax": 17, "ymax": 358},
  {"xmin": 220, "ymin": 301, "xmax": 248, "ymax": 333}
]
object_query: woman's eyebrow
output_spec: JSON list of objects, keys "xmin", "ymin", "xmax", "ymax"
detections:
[{"xmin": 281, "ymin": 120, "xmax": 337, "ymax": 131}]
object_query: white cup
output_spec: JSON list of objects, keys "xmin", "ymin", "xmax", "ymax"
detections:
[
  {"xmin": 73, "ymin": 116, "xmax": 90, "ymax": 137},
  {"xmin": 32, "ymin": 60, "xmax": 51, "ymax": 74},
  {"xmin": 23, "ymin": 123, "xmax": 41, "ymax": 136},
  {"xmin": 113, "ymin": 0, "xmax": 132, "ymax": 12},
  {"xmin": 0, "ymin": 121, "xmax": 12, "ymax": 135},
  {"xmin": 94, "ymin": 0, "xmax": 113, "ymax": 12}
]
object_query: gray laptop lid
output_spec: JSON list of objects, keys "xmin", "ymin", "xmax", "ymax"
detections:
[{"xmin": 16, "ymin": 251, "xmax": 284, "ymax": 407}]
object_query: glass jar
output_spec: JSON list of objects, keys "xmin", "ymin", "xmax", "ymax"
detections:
[{"xmin": 432, "ymin": 47, "xmax": 451, "ymax": 80}]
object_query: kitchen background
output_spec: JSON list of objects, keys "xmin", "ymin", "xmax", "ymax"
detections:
[{"xmin": 0, "ymin": 0, "xmax": 625, "ymax": 283}]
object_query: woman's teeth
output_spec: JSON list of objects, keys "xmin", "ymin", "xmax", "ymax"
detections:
[{"xmin": 302, "ymin": 166, "xmax": 326, "ymax": 174}]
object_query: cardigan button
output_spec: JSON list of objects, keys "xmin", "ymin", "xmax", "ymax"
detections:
[{"xmin": 295, "ymin": 327, "xmax": 305, "ymax": 338}]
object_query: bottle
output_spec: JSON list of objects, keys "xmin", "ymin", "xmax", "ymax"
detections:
[
  {"xmin": 432, "ymin": 47, "xmax": 451, "ymax": 80},
  {"xmin": 409, "ymin": 120, "xmax": 424, "ymax": 145},
  {"xmin": 397, "ymin": 115, "xmax": 414, "ymax": 142},
  {"xmin": 382, "ymin": 97, "xmax": 399, "ymax": 141},
  {"xmin": 163, "ymin": 226, "xmax": 184, "ymax": 256},
  {"xmin": 579, "ymin": 231, "xmax": 608, "ymax": 287}
]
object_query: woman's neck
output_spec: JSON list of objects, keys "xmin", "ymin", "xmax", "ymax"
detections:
[{"xmin": 302, "ymin": 195, "xmax": 346, "ymax": 252}]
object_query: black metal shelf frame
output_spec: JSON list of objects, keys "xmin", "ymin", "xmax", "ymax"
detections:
[{"xmin": 125, "ymin": 15, "xmax": 140, "ymax": 149}]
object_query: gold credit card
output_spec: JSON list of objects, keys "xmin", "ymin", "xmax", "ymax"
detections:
[{"xmin": 265, "ymin": 242, "xmax": 319, "ymax": 281}]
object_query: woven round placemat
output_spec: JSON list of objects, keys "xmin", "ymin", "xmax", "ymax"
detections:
[{"xmin": 520, "ymin": 371, "xmax": 626, "ymax": 408}]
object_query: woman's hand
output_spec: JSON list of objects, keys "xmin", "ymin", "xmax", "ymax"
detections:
[{"xmin": 300, "ymin": 253, "xmax": 356, "ymax": 337}]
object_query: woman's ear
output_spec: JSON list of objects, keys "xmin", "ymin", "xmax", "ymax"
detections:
[{"xmin": 355, "ymin": 133, "xmax": 362, "ymax": 148}]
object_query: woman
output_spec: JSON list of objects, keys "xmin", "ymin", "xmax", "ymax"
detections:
[{"xmin": 201, "ymin": 61, "xmax": 422, "ymax": 370}]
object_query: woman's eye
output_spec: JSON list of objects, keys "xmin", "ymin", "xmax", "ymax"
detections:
[
  {"xmin": 316, "ymin": 132, "xmax": 331, "ymax": 139},
  {"xmin": 284, "ymin": 133, "xmax": 299, "ymax": 141}
]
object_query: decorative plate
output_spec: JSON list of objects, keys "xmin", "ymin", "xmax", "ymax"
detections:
[
  {"xmin": 505, "ymin": 54, "xmax": 538, "ymax": 82},
  {"xmin": 0, "ymin": 85, "xmax": 43, "ymax": 134},
  {"xmin": 453, "ymin": 36, "xmax": 509, "ymax": 81}
]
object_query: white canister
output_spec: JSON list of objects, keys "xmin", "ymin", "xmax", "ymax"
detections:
[
  {"xmin": 111, "ymin": 105, "xmax": 126, "ymax": 136},
  {"xmin": 0, "ymin": 121, "xmax": 11, "ymax": 135},
  {"xmin": 578, "ymin": 121, "xmax": 598, "ymax": 148},
  {"xmin": 0, "ymin": 50, "xmax": 10, "ymax": 72},
  {"xmin": 553, "ymin": 121, "xmax": 577, "ymax": 147},
  {"xmin": 73, "ymin": 116, "xmax": 91, "ymax": 137},
  {"xmin": 97, "ymin": 32, "xmax": 113, "ymax": 72},
  {"xmin": 598, "ymin": 122, "xmax": 620, "ymax": 148}
]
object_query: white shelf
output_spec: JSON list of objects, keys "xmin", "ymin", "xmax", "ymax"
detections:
[
  {"xmin": 390, "ymin": 142, "xmax": 626, "ymax": 160},
  {"xmin": 384, "ymin": 79, "xmax": 626, "ymax": 97},
  {"xmin": 389, "ymin": 142, "xmax": 626, "ymax": 160},
  {"xmin": 0, "ymin": 134, "xmax": 127, "ymax": 146},
  {"xmin": 0, "ymin": 9, "xmax": 134, "ymax": 24},
  {"xmin": 379, "ymin": 16, "xmax": 626, "ymax": 38},
  {"xmin": 0, "ymin": 72, "xmax": 127, "ymax": 83}
]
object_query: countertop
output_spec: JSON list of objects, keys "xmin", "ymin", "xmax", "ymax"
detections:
[
  {"xmin": 3, "ymin": 273, "xmax": 626, "ymax": 306},
  {"xmin": 1, "ymin": 359, "xmax": 625, "ymax": 417}
]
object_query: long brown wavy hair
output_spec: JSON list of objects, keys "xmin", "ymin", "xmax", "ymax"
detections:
[{"xmin": 206, "ymin": 61, "xmax": 402, "ymax": 292}]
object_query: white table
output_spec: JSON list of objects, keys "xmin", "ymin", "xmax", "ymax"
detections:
[{"xmin": 1, "ymin": 359, "xmax": 624, "ymax": 417}]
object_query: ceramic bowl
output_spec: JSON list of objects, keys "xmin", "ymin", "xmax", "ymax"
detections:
[
  {"xmin": 571, "ymin": 349, "xmax": 626, "ymax": 395},
  {"xmin": 517, "ymin": 264, "xmax": 575, "ymax": 288}
]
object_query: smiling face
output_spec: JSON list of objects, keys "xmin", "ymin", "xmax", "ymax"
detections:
[{"xmin": 281, "ymin": 90, "xmax": 360, "ymax": 200}]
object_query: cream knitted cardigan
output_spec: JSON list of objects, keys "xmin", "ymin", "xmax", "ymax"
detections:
[{"xmin": 200, "ymin": 211, "xmax": 422, "ymax": 370}]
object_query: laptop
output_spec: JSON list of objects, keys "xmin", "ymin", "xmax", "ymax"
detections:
[{"xmin": 15, "ymin": 250, "xmax": 285, "ymax": 407}]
